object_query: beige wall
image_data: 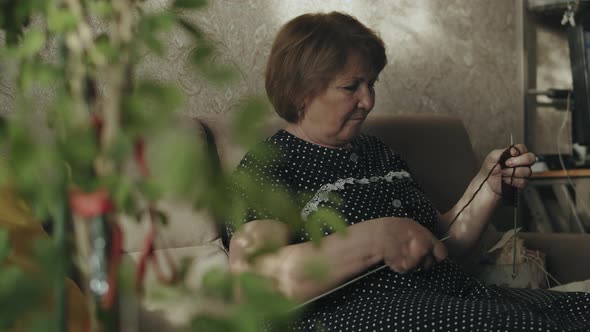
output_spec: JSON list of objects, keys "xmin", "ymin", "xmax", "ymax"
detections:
[{"xmin": 0, "ymin": 0, "xmax": 523, "ymax": 162}]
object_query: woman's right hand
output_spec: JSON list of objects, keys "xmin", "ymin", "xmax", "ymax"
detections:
[{"xmin": 376, "ymin": 217, "xmax": 448, "ymax": 274}]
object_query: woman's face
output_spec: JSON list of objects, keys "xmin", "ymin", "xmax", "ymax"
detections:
[{"xmin": 296, "ymin": 53, "xmax": 378, "ymax": 148}]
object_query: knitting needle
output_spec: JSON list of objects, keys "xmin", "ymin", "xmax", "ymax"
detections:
[
  {"xmin": 511, "ymin": 133, "xmax": 518, "ymax": 278},
  {"xmin": 293, "ymin": 234, "xmax": 453, "ymax": 311},
  {"xmin": 291, "ymin": 264, "xmax": 389, "ymax": 310}
]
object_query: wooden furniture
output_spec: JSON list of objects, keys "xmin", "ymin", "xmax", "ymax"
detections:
[{"xmin": 523, "ymin": 168, "xmax": 590, "ymax": 233}]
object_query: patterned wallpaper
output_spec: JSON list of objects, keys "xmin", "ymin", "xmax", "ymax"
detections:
[{"xmin": 0, "ymin": 0, "xmax": 522, "ymax": 163}]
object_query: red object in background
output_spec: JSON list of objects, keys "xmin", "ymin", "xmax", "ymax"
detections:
[
  {"xmin": 91, "ymin": 113, "xmax": 104, "ymax": 138},
  {"xmin": 101, "ymin": 223, "xmax": 122, "ymax": 310},
  {"xmin": 135, "ymin": 209, "xmax": 178, "ymax": 293},
  {"xmin": 134, "ymin": 138, "xmax": 150, "ymax": 177},
  {"xmin": 69, "ymin": 188, "xmax": 114, "ymax": 218}
]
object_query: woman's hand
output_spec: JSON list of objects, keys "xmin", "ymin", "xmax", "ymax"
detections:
[
  {"xmin": 481, "ymin": 144, "xmax": 536, "ymax": 197},
  {"xmin": 377, "ymin": 217, "xmax": 448, "ymax": 273}
]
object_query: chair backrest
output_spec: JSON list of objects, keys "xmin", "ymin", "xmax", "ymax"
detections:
[{"xmin": 363, "ymin": 114, "xmax": 480, "ymax": 213}]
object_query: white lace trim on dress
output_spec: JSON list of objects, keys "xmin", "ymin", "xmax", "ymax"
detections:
[{"xmin": 301, "ymin": 170, "xmax": 411, "ymax": 220}]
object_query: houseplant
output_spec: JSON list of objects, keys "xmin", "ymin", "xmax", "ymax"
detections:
[{"xmin": 0, "ymin": 0, "xmax": 330, "ymax": 331}]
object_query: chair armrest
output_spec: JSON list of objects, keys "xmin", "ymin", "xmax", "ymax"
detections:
[{"xmin": 519, "ymin": 232, "xmax": 590, "ymax": 284}]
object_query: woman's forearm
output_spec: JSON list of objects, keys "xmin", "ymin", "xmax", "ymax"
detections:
[
  {"xmin": 438, "ymin": 170, "xmax": 501, "ymax": 256},
  {"xmin": 229, "ymin": 219, "xmax": 384, "ymax": 302}
]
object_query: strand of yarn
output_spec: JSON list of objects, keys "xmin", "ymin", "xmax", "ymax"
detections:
[{"xmin": 442, "ymin": 145, "xmax": 521, "ymax": 239}]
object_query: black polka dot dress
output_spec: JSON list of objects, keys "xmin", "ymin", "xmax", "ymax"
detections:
[{"xmin": 222, "ymin": 130, "xmax": 590, "ymax": 332}]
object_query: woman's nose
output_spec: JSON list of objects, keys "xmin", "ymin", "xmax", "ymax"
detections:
[{"xmin": 357, "ymin": 84, "xmax": 375, "ymax": 111}]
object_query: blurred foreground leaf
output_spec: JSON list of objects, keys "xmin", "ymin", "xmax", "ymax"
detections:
[
  {"xmin": 0, "ymin": 229, "xmax": 9, "ymax": 263},
  {"xmin": 232, "ymin": 97, "xmax": 271, "ymax": 148},
  {"xmin": 174, "ymin": 0, "xmax": 208, "ymax": 9},
  {"xmin": 201, "ymin": 268, "xmax": 233, "ymax": 301},
  {"xmin": 20, "ymin": 29, "xmax": 45, "ymax": 58}
]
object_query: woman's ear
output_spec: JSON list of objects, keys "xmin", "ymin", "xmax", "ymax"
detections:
[
  {"xmin": 297, "ymin": 106, "xmax": 305, "ymax": 121},
  {"xmin": 296, "ymin": 97, "xmax": 307, "ymax": 120}
]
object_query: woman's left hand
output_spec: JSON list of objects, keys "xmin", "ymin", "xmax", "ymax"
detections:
[{"xmin": 482, "ymin": 144, "xmax": 536, "ymax": 197}]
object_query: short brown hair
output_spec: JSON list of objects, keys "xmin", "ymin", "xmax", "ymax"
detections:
[{"xmin": 265, "ymin": 12, "xmax": 387, "ymax": 123}]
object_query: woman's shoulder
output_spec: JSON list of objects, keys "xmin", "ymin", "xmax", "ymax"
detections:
[
  {"xmin": 355, "ymin": 132, "xmax": 386, "ymax": 146},
  {"xmin": 236, "ymin": 130, "xmax": 292, "ymax": 171},
  {"xmin": 355, "ymin": 132, "xmax": 409, "ymax": 167},
  {"xmin": 355, "ymin": 132, "xmax": 395, "ymax": 155}
]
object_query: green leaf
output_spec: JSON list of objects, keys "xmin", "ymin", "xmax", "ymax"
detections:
[
  {"xmin": 190, "ymin": 42, "xmax": 214, "ymax": 65},
  {"xmin": 20, "ymin": 29, "xmax": 45, "ymax": 57},
  {"xmin": 177, "ymin": 18, "xmax": 204, "ymax": 39},
  {"xmin": 198, "ymin": 64, "xmax": 237, "ymax": 84},
  {"xmin": 232, "ymin": 96, "xmax": 271, "ymax": 148},
  {"xmin": 0, "ymin": 229, "xmax": 10, "ymax": 263},
  {"xmin": 32, "ymin": 237, "xmax": 60, "ymax": 281},
  {"xmin": 154, "ymin": 209, "xmax": 169, "ymax": 226},
  {"xmin": 59, "ymin": 126, "xmax": 98, "ymax": 171},
  {"xmin": 138, "ymin": 179, "xmax": 164, "ymax": 201},
  {"xmin": 0, "ymin": 266, "xmax": 40, "ymax": 328},
  {"xmin": 237, "ymin": 272, "xmax": 293, "ymax": 314},
  {"xmin": 122, "ymin": 82, "xmax": 184, "ymax": 135},
  {"xmin": 189, "ymin": 41, "xmax": 237, "ymax": 84},
  {"xmin": 245, "ymin": 241, "xmax": 282, "ymax": 264},
  {"xmin": 137, "ymin": 13, "xmax": 176, "ymax": 55},
  {"xmin": 309, "ymin": 207, "xmax": 348, "ymax": 235},
  {"xmin": 34, "ymin": 63, "xmax": 62, "ymax": 86},
  {"xmin": 302, "ymin": 258, "xmax": 329, "ymax": 282},
  {"xmin": 18, "ymin": 60, "xmax": 34, "ymax": 90},
  {"xmin": 0, "ymin": 159, "xmax": 13, "ymax": 188},
  {"xmin": 306, "ymin": 218, "xmax": 323, "ymax": 245},
  {"xmin": 190, "ymin": 315, "xmax": 235, "ymax": 332},
  {"xmin": 142, "ymin": 33, "xmax": 165, "ymax": 55},
  {"xmin": 137, "ymin": 82, "xmax": 184, "ymax": 110},
  {"xmin": 148, "ymin": 127, "xmax": 206, "ymax": 198},
  {"xmin": 27, "ymin": 312, "xmax": 58, "ymax": 332},
  {"xmin": 47, "ymin": 7, "xmax": 79, "ymax": 33},
  {"xmin": 88, "ymin": 1, "xmax": 113, "ymax": 17},
  {"xmin": 305, "ymin": 207, "xmax": 348, "ymax": 246},
  {"xmin": 173, "ymin": 0, "xmax": 208, "ymax": 9},
  {"xmin": 176, "ymin": 257, "xmax": 193, "ymax": 283},
  {"xmin": 201, "ymin": 268, "xmax": 233, "ymax": 300},
  {"xmin": 105, "ymin": 132, "xmax": 133, "ymax": 165},
  {"xmin": 89, "ymin": 34, "xmax": 117, "ymax": 65},
  {"xmin": 109, "ymin": 176, "xmax": 136, "ymax": 215},
  {"xmin": 118, "ymin": 260, "xmax": 136, "ymax": 292}
]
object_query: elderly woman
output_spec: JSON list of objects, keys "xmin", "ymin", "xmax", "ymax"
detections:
[{"xmin": 222, "ymin": 12, "xmax": 590, "ymax": 331}]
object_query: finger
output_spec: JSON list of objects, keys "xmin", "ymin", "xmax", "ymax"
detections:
[
  {"xmin": 502, "ymin": 176, "xmax": 528, "ymax": 189},
  {"xmin": 412, "ymin": 250, "xmax": 431, "ymax": 273},
  {"xmin": 432, "ymin": 241, "xmax": 448, "ymax": 262},
  {"xmin": 487, "ymin": 149, "xmax": 506, "ymax": 166},
  {"xmin": 384, "ymin": 257, "xmax": 405, "ymax": 274},
  {"xmin": 512, "ymin": 143, "xmax": 528, "ymax": 155},
  {"xmin": 421, "ymin": 254, "xmax": 435, "ymax": 271},
  {"xmin": 399, "ymin": 258, "xmax": 414, "ymax": 274},
  {"xmin": 388, "ymin": 262, "xmax": 405, "ymax": 274},
  {"xmin": 500, "ymin": 166, "xmax": 532, "ymax": 178},
  {"xmin": 505, "ymin": 152, "xmax": 536, "ymax": 168},
  {"xmin": 490, "ymin": 148, "xmax": 505, "ymax": 160}
]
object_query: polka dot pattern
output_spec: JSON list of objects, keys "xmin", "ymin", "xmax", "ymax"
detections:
[{"xmin": 223, "ymin": 130, "xmax": 590, "ymax": 331}]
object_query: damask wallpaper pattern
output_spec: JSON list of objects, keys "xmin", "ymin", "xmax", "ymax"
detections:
[{"xmin": 0, "ymin": 0, "xmax": 522, "ymax": 162}]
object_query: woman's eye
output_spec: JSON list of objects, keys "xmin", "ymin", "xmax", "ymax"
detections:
[{"xmin": 343, "ymin": 84, "xmax": 359, "ymax": 91}]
